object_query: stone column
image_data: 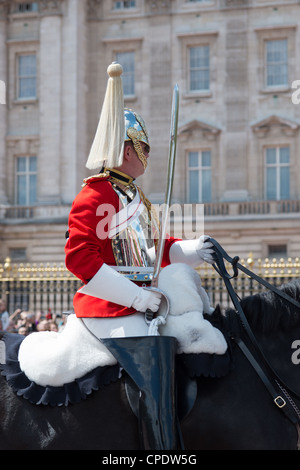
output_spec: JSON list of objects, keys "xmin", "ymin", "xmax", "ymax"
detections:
[
  {"xmin": 60, "ymin": 0, "xmax": 87, "ymax": 204},
  {"xmin": 38, "ymin": 12, "xmax": 62, "ymax": 204},
  {"xmin": 223, "ymin": 14, "xmax": 249, "ymax": 199}
]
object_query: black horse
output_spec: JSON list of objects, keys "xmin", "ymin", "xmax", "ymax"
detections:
[{"xmin": 0, "ymin": 279, "xmax": 300, "ymax": 450}]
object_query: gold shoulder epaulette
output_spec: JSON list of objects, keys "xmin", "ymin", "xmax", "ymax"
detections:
[{"xmin": 82, "ymin": 171, "xmax": 109, "ymax": 187}]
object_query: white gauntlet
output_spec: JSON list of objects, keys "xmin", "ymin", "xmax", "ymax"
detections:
[
  {"xmin": 132, "ymin": 288, "xmax": 162, "ymax": 313},
  {"xmin": 79, "ymin": 263, "xmax": 162, "ymax": 312},
  {"xmin": 169, "ymin": 235, "xmax": 215, "ymax": 268}
]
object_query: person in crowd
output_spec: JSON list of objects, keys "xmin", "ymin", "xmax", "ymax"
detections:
[
  {"xmin": 48, "ymin": 321, "xmax": 58, "ymax": 332},
  {"xmin": 36, "ymin": 318, "xmax": 50, "ymax": 332},
  {"xmin": 0, "ymin": 299, "xmax": 10, "ymax": 331},
  {"xmin": 17, "ymin": 325, "xmax": 30, "ymax": 336}
]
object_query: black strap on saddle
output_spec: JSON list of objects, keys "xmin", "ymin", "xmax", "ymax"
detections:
[{"xmin": 209, "ymin": 238, "xmax": 300, "ymax": 425}]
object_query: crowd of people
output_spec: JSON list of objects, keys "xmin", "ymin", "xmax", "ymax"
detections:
[{"xmin": 0, "ymin": 298, "xmax": 67, "ymax": 335}]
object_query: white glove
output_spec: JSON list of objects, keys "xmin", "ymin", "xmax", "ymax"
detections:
[
  {"xmin": 132, "ymin": 288, "xmax": 162, "ymax": 313},
  {"xmin": 169, "ymin": 235, "xmax": 215, "ymax": 267},
  {"xmin": 197, "ymin": 235, "xmax": 215, "ymax": 264},
  {"xmin": 79, "ymin": 263, "xmax": 162, "ymax": 312}
]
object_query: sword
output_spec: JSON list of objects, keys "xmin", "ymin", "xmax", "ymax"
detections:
[{"xmin": 145, "ymin": 84, "xmax": 179, "ymax": 323}]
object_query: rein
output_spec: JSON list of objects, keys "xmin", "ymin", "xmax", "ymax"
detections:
[{"xmin": 209, "ymin": 239, "xmax": 300, "ymax": 431}]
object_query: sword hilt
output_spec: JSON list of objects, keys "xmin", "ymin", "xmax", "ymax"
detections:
[{"xmin": 144, "ymin": 287, "xmax": 170, "ymax": 324}]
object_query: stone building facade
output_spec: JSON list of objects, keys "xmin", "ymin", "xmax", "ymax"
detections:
[{"xmin": 0, "ymin": 0, "xmax": 299, "ymax": 264}]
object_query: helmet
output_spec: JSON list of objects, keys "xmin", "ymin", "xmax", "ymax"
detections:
[
  {"xmin": 125, "ymin": 109, "xmax": 149, "ymax": 148},
  {"xmin": 124, "ymin": 108, "xmax": 150, "ymax": 169}
]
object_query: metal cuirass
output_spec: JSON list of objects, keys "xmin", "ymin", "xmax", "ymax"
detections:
[{"xmin": 109, "ymin": 183, "xmax": 159, "ymax": 282}]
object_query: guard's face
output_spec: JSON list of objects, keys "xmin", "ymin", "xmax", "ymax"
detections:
[{"xmin": 118, "ymin": 141, "xmax": 150, "ymax": 179}]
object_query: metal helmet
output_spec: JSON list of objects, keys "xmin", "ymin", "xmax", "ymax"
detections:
[{"xmin": 124, "ymin": 108, "xmax": 150, "ymax": 170}]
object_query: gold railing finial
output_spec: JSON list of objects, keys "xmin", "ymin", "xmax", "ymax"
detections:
[
  {"xmin": 247, "ymin": 252, "xmax": 254, "ymax": 268},
  {"xmin": 4, "ymin": 256, "xmax": 11, "ymax": 272}
]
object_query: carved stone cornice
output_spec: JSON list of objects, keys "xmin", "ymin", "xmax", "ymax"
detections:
[
  {"xmin": 251, "ymin": 114, "xmax": 300, "ymax": 138},
  {"xmin": 178, "ymin": 119, "xmax": 221, "ymax": 142}
]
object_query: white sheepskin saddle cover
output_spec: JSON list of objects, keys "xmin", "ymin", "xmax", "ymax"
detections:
[
  {"xmin": 158, "ymin": 263, "xmax": 227, "ymax": 355},
  {"xmin": 18, "ymin": 263, "xmax": 227, "ymax": 387},
  {"xmin": 18, "ymin": 314, "xmax": 117, "ymax": 387}
]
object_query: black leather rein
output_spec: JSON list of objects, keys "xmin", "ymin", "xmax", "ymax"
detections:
[{"xmin": 209, "ymin": 238, "xmax": 300, "ymax": 426}]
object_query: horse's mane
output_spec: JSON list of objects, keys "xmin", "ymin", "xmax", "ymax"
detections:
[{"xmin": 228, "ymin": 278, "xmax": 300, "ymax": 333}]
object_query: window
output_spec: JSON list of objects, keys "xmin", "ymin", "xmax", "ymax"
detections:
[
  {"xmin": 17, "ymin": 54, "xmax": 37, "ymax": 99},
  {"xmin": 265, "ymin": 39, "xmax": 288, "ymax": 87},
  {"xmin": 188, "ymin": 151, "xmax": 211, "ymax": 202},
  {"xmin": 116, "ymin": 52, "xmax": 135, "ymax": 96},
  {"xmin": 268, "ymin": 244, "xmax": 287, "ymax": 259},
  {"xmin": 15, "ymin": 156, "xmax": 37, "ymax": 205},
  {"xmin": 14, "ymin": 2, "xmax": 38, "ymax": 13},
  {"xmin": 114, "ymin": 1, "xmax": 136, "ymax": 8},
  {"xmin": 265, "ymin": 147, "xmax": 290, "ymax": 200},
  {"xmin": 9, "ymin": 248, "xmax": 27, "ymax": 261},
  {"xmin": 189, "ymin": 46, "xmax": 210, "ymax": 92}
]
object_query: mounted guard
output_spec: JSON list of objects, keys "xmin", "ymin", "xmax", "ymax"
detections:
[
  {"xmin": 65, "ymin": 63, "xmax": 227, "ymax": 449},
  {"xmin": 1, "ymin": 64, "xmax": 300, "ymax": 452}
]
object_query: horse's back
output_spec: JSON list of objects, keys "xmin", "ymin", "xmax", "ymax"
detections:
[{"xmin": 0, "ymin": 373, "xmax": 140, "ymax": 450}]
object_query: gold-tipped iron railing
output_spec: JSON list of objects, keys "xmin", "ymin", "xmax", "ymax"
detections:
[
  {"xmin": 0, "ymin": 256, "xmax": 299, "ymax": 315},
  {"xmin": 0, "ymin": 258, "xmax": 82, "ymax": 316},
  {"xmin": 197, "ymin": 255, "xmax": 300, "ymax": 311}
]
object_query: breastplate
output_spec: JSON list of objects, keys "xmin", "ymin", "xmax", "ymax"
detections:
[{"xmin": 109, "ymin": 182, "xmax": 159, "ymax": 282}]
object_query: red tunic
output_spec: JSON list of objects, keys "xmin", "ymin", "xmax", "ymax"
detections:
[{"xmin": 65, "ymin": 176, "xmax": 179, "ymax": 318}]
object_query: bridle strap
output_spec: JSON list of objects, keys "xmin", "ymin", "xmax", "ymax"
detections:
[
  {"xmin": 209, "ymin": 238, "xmax": 300, "ymax": 409},
  {"xmin": 210, "ymin": 238, "xmax": 300, "ymax": 310},
  {"xmin": 235, "ymin": 337, "xmax": 299, "ymax": 425}
]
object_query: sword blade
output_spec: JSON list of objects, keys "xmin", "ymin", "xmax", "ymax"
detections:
[{"xmin": 151, "ymin": 84, "xmax": 179, "ymax": 287}]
